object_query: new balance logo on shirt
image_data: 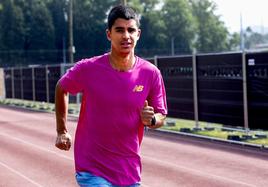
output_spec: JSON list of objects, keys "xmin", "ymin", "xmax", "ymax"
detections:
[{"xmin": 133, "ymin": 85, "xmax": 144, "ymax": 92}]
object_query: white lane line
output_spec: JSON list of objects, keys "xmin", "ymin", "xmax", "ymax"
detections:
[
  {"xmin": 1, "ymin": 130, "xmax": 256, "ymax": 187},
  {"xmin": 0, "ymin": 131, "xmax": 155, "ymax": 186},
  {"xmin": 0, "ymin": 131, "xmax": 152, "ymax": 187},
  {"xmin": 0, "ymin": 131, "xmax": 73, "ymax": 161},
  {"xmin": 142, "ymin": 155, "xmax": 257, "ymax": 187},
  {"xmin": 141, "ymin": 184, "xmax": 150, "ymax": 187},
  {"xmin": 0, "ymin": 161, "xmax": 44, "ymax": 187}
]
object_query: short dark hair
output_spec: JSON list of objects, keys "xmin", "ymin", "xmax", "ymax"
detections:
[{"xmin": 107, "ymin": 5, "xmax": 140, "ymax": 30}]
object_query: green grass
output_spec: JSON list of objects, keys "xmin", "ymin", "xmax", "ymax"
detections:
[
  {"xmin": 247, "ymin": 138, "xmax": 268, "ymax": 145},
  {"xmin": 0, "ymin": 98, "xmax": 80, "ymax": 114},
  {"xmin": 194, "ymin": 130, "xmax": 230, "ymax": 139},
  {"xmin": 162, "ymin": 118, "xmax": 268, "ymax": 146},
  {"xmin": 1, "ymin": 98, "xmax": 268, "ymax": 146}
]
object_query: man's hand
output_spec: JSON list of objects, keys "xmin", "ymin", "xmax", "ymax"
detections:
[
  {"xmin": 140, "ymin": 100, "xmax": 155, "ymax": 126},
  {"xmin": 55, "ymin": 133, "xmax": 72, "ymax": 151}
]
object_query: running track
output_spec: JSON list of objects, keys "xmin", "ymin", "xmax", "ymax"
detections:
[{"xmin": 1, "ymin": 105, "xmax": 268, "ymax": 187}]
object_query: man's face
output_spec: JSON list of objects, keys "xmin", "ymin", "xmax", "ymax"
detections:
[{"xmin": 107, "ymin": 18, "xmax": 141, "ymax": 56}]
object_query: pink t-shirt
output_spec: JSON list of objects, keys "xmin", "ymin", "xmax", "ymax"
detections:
[{"xmin": 59, "ymin": 53, "xmax": 167, "ymax": 185}]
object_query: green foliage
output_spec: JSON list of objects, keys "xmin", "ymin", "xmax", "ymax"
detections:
[
  {"xmin": 191, "ymin": 0, "xmax": 229, "ymax": 53},
  {"xmin": 1, "ymin": 0, "xmax": 267, "ymax": 67},
  {"xmin": 47, "ymin": 0, "xmax": 69, "ymax": 62},
  {"xmin": 0, "ymin": 0, "xmax": 25, "ymax": 50},
  {"xmin": 0, "ymin": 0, "xmax": 55, "ymax": 66},
  {"xmin": 0, "ymin": 3, "xmax": 4, "ymax": 50},
  {"xmin": 21, "ymin": 0, "xmax": 55, "ymax": 50},
  {"xmin": 128, "ymin": 0, "xmax": 168, "ymax": 56},
  {"xmin": 73, "ymin": 0, "xmax": 116, "ymax": 58},
  {"xmin": 162, "ymin": 0, "xmax": 195, "ymax": 54},
  {"xmin": 228, "ymin": 32, "xmax": 240, "ymax": 50},
  {"xmin": 244, "ymin": 26, "xmax": 266, "ymax": 49}
]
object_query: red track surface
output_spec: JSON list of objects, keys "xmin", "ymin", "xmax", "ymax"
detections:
[{"xmin": 1, "ymin": 105, "xmax": 268, "ymax": 187}]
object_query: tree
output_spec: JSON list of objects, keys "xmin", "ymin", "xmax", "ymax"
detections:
[
  {"xmin": 0, "ymin": 0, "xmax": 24, "ymax": 50},
  {"xmin": 47, "ymin": 0, "xmax": 69, "ymax": 63},
  {"xmin": 0, "ymin": 0, "xmax": 25, "ymax": 66},
  {"xmin": 228, "ymin": 32, "xmax": 240, "ymax": 51},
  {"xmin": 0, "ymin": 2, "xmax": 3, "ymax": 50},
  {"xmin": 191, "ymin": 0, "xmax": 229, "ymax": 53},
  {"xmin": 20, "ymin": 0, "xmax": 55, "ymax": 50},
  {"xmin": 73, "ymin": 0, "xmax": 116, "ymax": 59},
  {"xmin": 128, "ymin": 0, "xmax": 168, "ymax": 56},
  {"xmin": 0, "ymin": 0, "xmax": 248, "ymax": 67},
  {"xmin": 244, "ymin": 27, "xmax": 266, "ymax": 49},
  {"xmin": 162, "ymin": 0, "xmax": 195, "ymax": 55}
]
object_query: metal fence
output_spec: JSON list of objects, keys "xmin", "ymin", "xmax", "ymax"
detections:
[
  {"xmin": 3, "ymin": 51, "xmax": 268, "ymax": 130},
  {"xmin": 3, "ymin": 64, "xmax": 78, "ymax": 104}
]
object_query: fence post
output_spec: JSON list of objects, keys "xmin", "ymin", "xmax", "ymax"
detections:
[
  {"xmin": 45, "ymin": 65, "xmax": 50, "ymax": 103},
  {"xmin": 60, "ymin": 63, "xmax": 65, "ymax": 76},
  {"xmin": 192, "ymin": 50, "xmax": 199, "ymax": 129},
  {"xmin": 32, "ymin": 67, "xmax": 36, "ymax": 101},
  {"xmin": 11, "ymin": 68, "xmax": 15, "ymax": 99},
  {"xmin": 154, "ymin": 55, "xmax": 158, "ymax": 67},
  {"xmin": 0, "ymin": 68, "xmax": 5, "ymax": 99},
  {"xmin": 20, "ymin": 67, "xmax": 24, "ymax": 99},
  {"xmin": 242, "ymin": 51, "xmax": 249, "ymax": 131}
]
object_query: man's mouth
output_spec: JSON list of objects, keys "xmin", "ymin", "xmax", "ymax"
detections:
[{"xmin": 121, "ymin": 42, "xmax": 131, "ymax": 48}]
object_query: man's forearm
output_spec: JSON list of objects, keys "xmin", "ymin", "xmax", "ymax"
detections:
[{"xmin": 55, "ymin": 83, "xmax": 69, "ymax": 134}]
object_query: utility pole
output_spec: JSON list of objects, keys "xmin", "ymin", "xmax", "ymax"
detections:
[
  {"xmin": 68, "ymin": 0, "xmax": 74, "ymax": 63},
  {"xmin": 121, "ymin": 0, "xmax": 127, "ymax": 5},
  {"xmin": 240, "ymin": 12, "xmax": 244, "ymax": 51},
  {"xmin": 63, "ymin": 5, "xmax": 68, "ymax": 64},
  {"xmin": 171, "ymin": 37, "xmax": 174, "ymax": 56}
]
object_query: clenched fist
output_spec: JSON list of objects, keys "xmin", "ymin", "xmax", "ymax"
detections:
[{"xmin": 55, "ymin": 133, "xmax": 72, "ymax": 151}]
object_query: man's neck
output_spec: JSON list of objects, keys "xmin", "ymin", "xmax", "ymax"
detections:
[{"xmin": 109, "ymin": 51, "xmax": 136, "ymax": 72}]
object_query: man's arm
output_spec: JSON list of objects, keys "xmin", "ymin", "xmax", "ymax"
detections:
[
  {"xmin": 152, "ymin": 113, "xmax": 166, "ymax": 129},
  {"xmin": 140, "ymin": 100, "xmax": 166, "ymax": 129},
  {"xmin": 55, "ymin": 82, "xmax": 72, "ymax": 151}
]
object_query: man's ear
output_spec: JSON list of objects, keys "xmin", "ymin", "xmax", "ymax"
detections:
[
  {"xmin": 106, "ymin": 29, "xmax": 111, "ymax": 41},
  {"xmin": 137, "ymin": 29, "xmax": 141, "ymax": 40}
]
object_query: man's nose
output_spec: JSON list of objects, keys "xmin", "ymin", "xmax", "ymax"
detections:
[{"xmin": 122, "ymin": 31, "xmax": 130, "ymax": 39}]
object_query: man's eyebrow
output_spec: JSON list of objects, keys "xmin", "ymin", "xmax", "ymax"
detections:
[
  {"xmin": 114, "ymin": 26, "xmax": 136, "ymax": 30},
  {"xmin": 114, "ymin": 26, "xmax": 124, "ymax": 30}
]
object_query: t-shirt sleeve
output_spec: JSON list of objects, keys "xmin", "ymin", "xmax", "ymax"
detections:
[
  {"xmin": 59, "ymin": 61, "xmax": 86, "ymax": 95},
  {"xmin": 148, "ymin": 68, "xmax": 168, "ymax": 115}
]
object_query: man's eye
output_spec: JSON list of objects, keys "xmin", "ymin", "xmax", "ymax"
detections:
[
  {"xmin": 128, "ymin": 28, "xmax": 136, "ymax": 33},
  {"xmin": 116, "ymin": 29, "xmax": 124, "ymax": 33}
]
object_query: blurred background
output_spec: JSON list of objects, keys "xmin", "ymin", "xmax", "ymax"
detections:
[{"xmin": 0, "ymin": 0, "xmax": 267, "ymax": 67}]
